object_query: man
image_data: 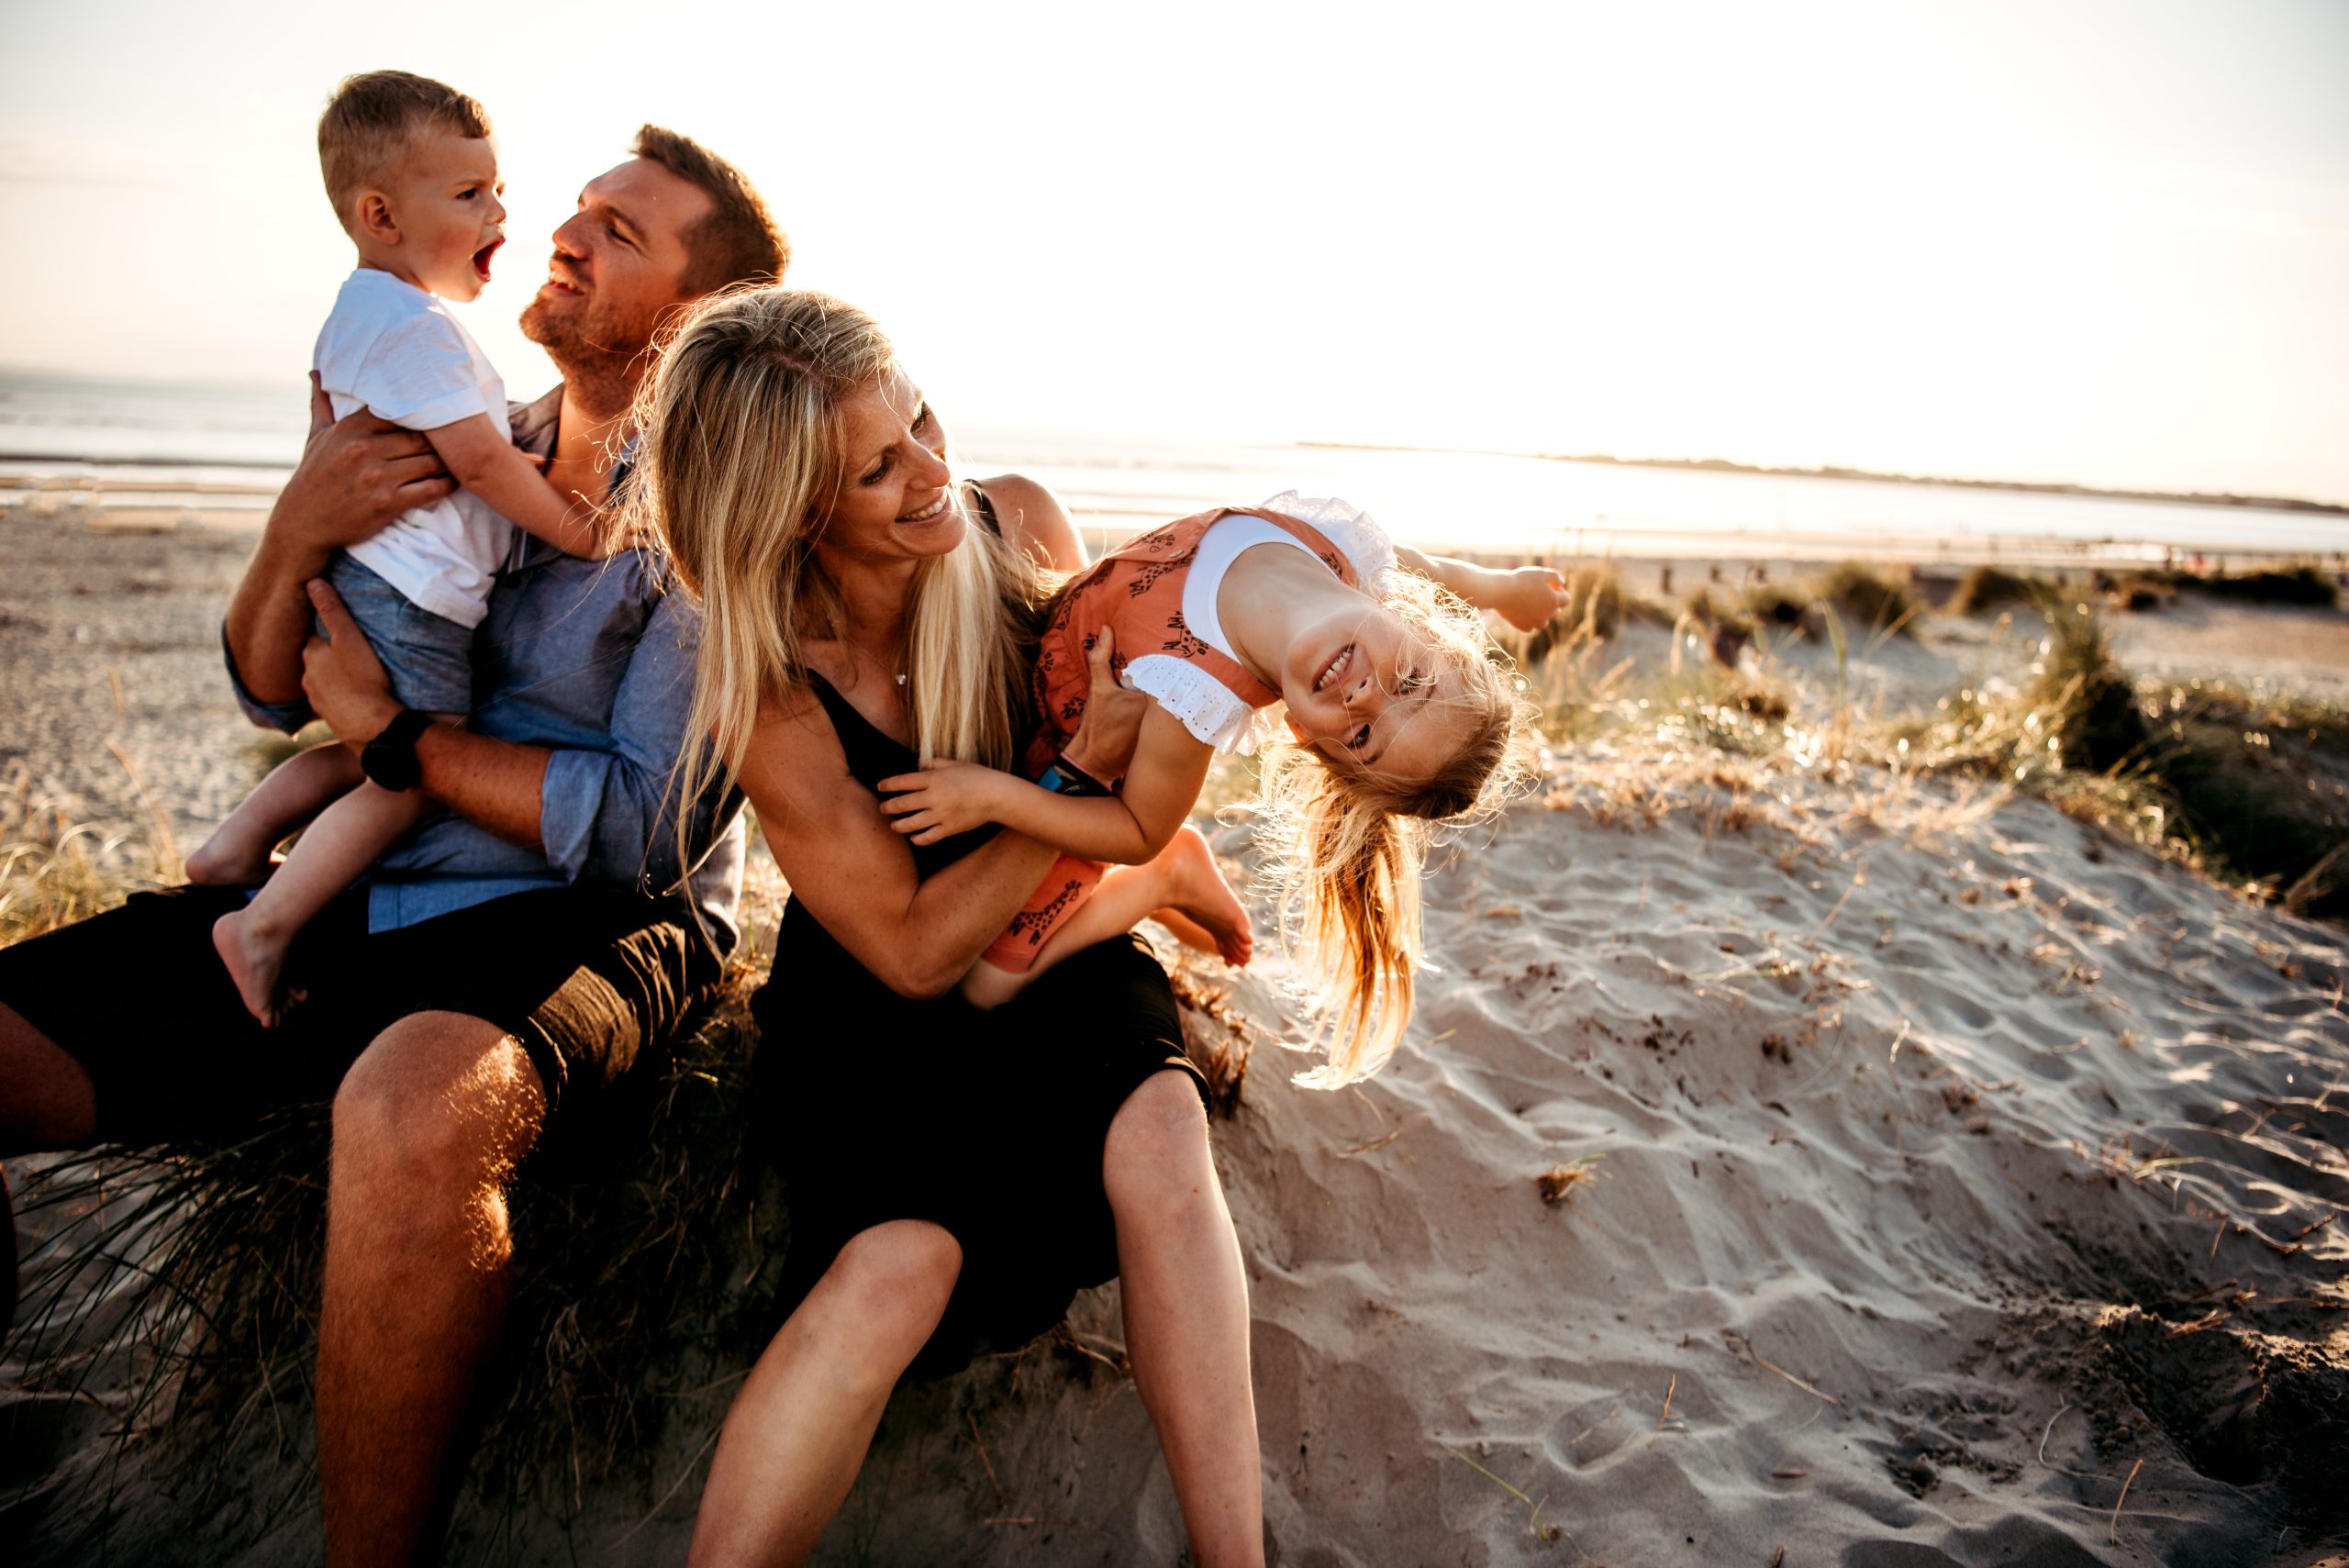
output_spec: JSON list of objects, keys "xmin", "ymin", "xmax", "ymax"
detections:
[{"xmin": 0, "ymin": 125, "xmax": 784, "ymax": 1567}]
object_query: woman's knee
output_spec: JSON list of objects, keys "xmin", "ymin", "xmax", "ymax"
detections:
[
  {"xmin": 815, "ymin": 1221, "xmax": 963, "ymax": 1374},
  {"xmin": 1102, "ymin": 1070, "xmax": 1213, "ymax": 1212}
]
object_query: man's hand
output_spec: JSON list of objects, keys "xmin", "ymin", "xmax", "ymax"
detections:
[
  {"xmin": 301, "ymin": 580, "xmax": 404, "ymax": 748},
  {"xmin": 1489, "ymin": 565, "xmax": 1571, "ymax": 632},
  {"xmin": 876, "ymin": 758, "xmax": 1019, "ymax": 847},
  {"xmin": 272, "ymin": 373, "xmax": 458, "ymax": 556},
  {"xmin": 1059, "ymin": 628, "xmax": 1150, "ymax": 783}
]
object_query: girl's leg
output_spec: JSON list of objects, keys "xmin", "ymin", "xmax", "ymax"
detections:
[
  {"xmin": 686, "ymin": 1221, "xmax": 962, "ymax": 1568},
  {"xmin": 1105, "ymin": 1070, "xmax": 1264, "ymax": 1567},
  {"xmin": 212, "ymin": 777, "xmax": 433, "ymax": 1027},
  {"xmin": 961, "ymin": 827, "xmax": 1252, "ymax": 1009},
  {"xmin": 186, "ymin": 742, "xmax": 363, "ymax": 886}
]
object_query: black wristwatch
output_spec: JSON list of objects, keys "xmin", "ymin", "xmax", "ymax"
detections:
[{"xmin": 360, "ymin": 708, "xmax": 435, "ymax": 792}]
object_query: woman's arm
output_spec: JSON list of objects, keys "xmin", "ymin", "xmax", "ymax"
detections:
[
  {"xmin": 875, "ymin": 706, "xmax": 1211, "ymax": 865},
  {"xmin": 1393, "ymin": 543, "xmax": 1568, "ymax": 631},
  {"xmin": 743, "ymin": 690, "xmax": 1066, "ymax": 998}
]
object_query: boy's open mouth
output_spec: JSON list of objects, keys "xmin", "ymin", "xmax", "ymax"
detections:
[{"xmin": 473, "ymin": 239, "xmax": 503, "ymax": 282}]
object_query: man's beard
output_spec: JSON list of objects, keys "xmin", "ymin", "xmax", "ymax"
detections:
[{"xmin": 519, "ymin": 295, "xmax": 657, "ymax": 421}]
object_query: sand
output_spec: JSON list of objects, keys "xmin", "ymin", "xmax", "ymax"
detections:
[{"xmin": 5, "ymin": 516, "xmax": 2346, "ymax": 1566}]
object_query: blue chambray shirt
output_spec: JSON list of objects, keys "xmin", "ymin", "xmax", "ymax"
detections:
[{"xmin": 225, "ymin": 387, "xmax": 745, "ymax": 951}]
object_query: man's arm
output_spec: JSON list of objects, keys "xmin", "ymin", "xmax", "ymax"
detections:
[
  {"xmin": 301, "ymin": 580, "xmax": 554, "ymax": 851},
  {"xmin": 227, "ymin": 376, "xmax": 455, "ymax": 708}
]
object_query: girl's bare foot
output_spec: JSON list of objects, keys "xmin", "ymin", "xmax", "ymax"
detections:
[
  {"xmin": 212, "ymin": 907, "xmax": 294, "ymax": 1028},
  {"xmin": 1154, "ymin": 827, "xmax": 1253, "ymax": 967},
  {"xmin": 185, "ymin": 829, "xmax": 275, "ymax": 887}
]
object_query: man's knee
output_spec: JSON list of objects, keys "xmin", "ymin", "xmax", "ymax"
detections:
[
  {"xmin": 330, "ymin": 1012, "xmax": 546, "ymax": 1195},
  {"xmin": 0, "ymin": 1001, "xmax": 97, "ymax": 1152},
  {"xmin": 823, "ymin": 1220, "xmax": 962, "ymax": 1366},
  {"xmin": 1102, "ymin": 1070, "xmax": 1212, "ymax": 1215}
]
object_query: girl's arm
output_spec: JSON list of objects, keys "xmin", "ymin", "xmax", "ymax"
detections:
[
  {"xmin": 877, "ymin": 706, "xmax": 1212, "ymax": 866},
  {"xmin": 425, "ymin": 412, "xmax": 612, "ymax": 559},
  {"xmin": 1393, "ymin": 543, "xmax": 1568, "ymax": 631}
]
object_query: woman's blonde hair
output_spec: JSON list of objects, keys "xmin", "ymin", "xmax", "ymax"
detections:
[
  {"xmin": 629, "ymin": 286, "xmax": 1040, "ymax": 825},
  {"xmin": 1257, "ymin": 572, "xmax": 1541, "ymax": 1087}
]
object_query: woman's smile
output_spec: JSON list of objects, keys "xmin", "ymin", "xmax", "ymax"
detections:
[
  {"xmin": 1311, "ymin": 642, "xmax": 1356, "ymax": 695},
  {"xmin": 897, "ymin": 491, "xmax": 952, "ymax": 524}
]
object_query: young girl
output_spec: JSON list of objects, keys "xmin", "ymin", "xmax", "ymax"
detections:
[{"xmin": 878, "ymin": 494, "xmax": 1561, "ymax": 1084}]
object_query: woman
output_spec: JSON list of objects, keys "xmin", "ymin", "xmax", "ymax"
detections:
[{"xmin": 637, "ymin": 288, "xmax": 1265, "ymax": 1567}]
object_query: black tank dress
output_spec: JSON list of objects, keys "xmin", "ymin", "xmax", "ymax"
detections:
[{"xmin": 749, "ymin": 491, "xmax": 1207, "ymax": 1375}]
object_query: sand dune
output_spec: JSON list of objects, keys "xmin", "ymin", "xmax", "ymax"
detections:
[{"xmin": 5, "ymin": 518, "xmax": 2345, "ymax": 1564}]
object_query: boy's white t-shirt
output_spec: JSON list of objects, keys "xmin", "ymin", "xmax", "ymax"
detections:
[
  {"xmin": 314, "ymin": 268, "xmax": 515, "ymax": 628},
  {"xmin": 1123, "ymin": 492, "xmax": 1400, "ymax": 753}
]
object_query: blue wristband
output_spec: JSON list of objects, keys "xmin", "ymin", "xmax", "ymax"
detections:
[{"xmin": 1035, "ymin": 756, "xmax": 1111, "ymax": 796}]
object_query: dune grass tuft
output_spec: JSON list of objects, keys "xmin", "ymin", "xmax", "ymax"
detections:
[{"xmin": 1947, "ymin": 564, "xmax": 2047, "ymax": 617}]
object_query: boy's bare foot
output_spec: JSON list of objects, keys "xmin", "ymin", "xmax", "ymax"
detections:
[
  {"xmin": 185, "ymin": 831, "xmax": 274, "ymax": 887},
  {"xmin": 212, "ymin": 907, "xmax": 294, "ymax": 1028},
  {"xmin": 1152, "ymin": 827, "xmax": 1253, "ymax": 967}
]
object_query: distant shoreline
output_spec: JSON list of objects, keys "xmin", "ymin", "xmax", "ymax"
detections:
[{"xmin": 1297, "ymin": 441, "xmax": 2349, "ymax": 518}]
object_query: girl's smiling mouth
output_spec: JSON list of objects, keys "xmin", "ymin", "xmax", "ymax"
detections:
[
  {"xmin": 897, "ymin": 492, "xmax": 951, "ymax": 524},
  {"xmin": 1312, "ymin": 642, "xmax": 1356, "ymax": 694}
]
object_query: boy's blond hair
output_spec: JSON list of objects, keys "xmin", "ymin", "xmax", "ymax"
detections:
[{"xmin": 317, "ymin": 70, "xmax": 493, "ymax": 231}]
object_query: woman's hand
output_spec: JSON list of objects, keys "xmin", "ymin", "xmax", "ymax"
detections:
[
  {"xmin": 1060, "ymin": 628, "xmax": 1150, "ymax": 783},
  {"xmin": 877, "ymin": 757, "xmax": 1019, "ymax": 846},
  {"xmin": 1488, "ymin": 565, "xmax": 1571, "ymax": 631}
]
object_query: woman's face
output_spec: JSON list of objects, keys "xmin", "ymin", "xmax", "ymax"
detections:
[{"xmin": 815, "ymin": 370, "xmax": 965, "ymax": 564}]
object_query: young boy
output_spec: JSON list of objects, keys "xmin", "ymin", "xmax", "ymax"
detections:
[{"xmin": 192, "ymin": 71, "xmax": 613, "ymax": 1025}]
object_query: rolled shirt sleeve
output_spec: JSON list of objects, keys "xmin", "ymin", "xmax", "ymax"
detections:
[
  {"xmin": 222, "ymin": 624, "xmax": 317, "ymax": 735},
  {"xmin": 536, "ymin": 587, "xmax": 732, "ymax": 895}
]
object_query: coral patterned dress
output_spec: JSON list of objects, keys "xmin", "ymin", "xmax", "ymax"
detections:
[{"xmin": 982, "ymin": 493, "xmax": 1391, "ymax": 972}]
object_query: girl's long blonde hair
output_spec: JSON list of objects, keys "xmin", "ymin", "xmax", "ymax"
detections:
[
  {"xmin": 1257, "ymin": 571, "xmax": 1541, "ymax": 1088},
  {"xmin": 629, "ymin": 286, "xmax": 1039, "ymax": 826}
]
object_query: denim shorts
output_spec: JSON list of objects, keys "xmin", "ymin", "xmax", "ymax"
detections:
[{"xmin": 323, "ymin": 553, "xmax": 474, "ymax": 717}]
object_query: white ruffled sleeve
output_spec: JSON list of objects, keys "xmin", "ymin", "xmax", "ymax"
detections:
[
  {"xmin": 1258, "ymin": 492, "xmax": 1398, "ymax": 591},
  {"xmin": 1122, "ymin": 655, "xmax": 1272, "ymax": 754}
]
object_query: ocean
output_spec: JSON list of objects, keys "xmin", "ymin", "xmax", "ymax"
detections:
[{"xmin": 5, "ymin": 368, "xmax": 2343, "ymax": 563}]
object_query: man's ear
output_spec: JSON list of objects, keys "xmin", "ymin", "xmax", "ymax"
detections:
[{"xmin": 356, "ymin": 191, "xmax": 399, "ymax": 247}]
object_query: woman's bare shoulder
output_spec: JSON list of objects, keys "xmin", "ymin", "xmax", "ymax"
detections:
[{"xmin": 973, "ymin": 472, "xmax": 1085, "ymax": 573}]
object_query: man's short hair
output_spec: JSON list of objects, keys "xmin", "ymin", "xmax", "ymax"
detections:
[
  {"xmin": 630, "ymin": 125, "xmax": 789, "ymax": 295},
  {"xmin": 318, "ymin": 71, "xmax": 493, "ymax": 227}
]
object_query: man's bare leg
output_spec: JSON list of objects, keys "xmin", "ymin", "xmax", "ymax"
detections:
[
  {"xmin": 186, "ymin": 742, "xmax": 363, "ymax": 887},
  {"xmin": 317, "ymin": 1010, "xmax": 547, "ymax": 1568},
  {"xmin": 687, "ymin": 1221, "xmax": 962, "ymax": 1567},
  {"xmin": 0, "ymin": 1001, "xmax": 99, "ymax": 1335},
  {"xmin": 214, "ymin": 775, "xmax": 438, "ymax": 1027},
  {"xmin": 1105, "ymin": 1071, "xmax": 1264, "ymax": 1566},
  {"xmin": 961, "ymin": 827, "xmax": 1252, "ymax": 1010}
]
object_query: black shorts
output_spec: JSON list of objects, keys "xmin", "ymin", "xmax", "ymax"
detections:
[{"xmin": 0, "ymin": 882, "xmax": 721, "ymax": 1147}]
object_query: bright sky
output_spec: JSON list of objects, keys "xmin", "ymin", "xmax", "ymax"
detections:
[{"xmin": 2, "ymin": 0, "xmax": 2344, "ymax": 502}]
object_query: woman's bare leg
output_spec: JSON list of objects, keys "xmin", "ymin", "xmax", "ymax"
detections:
[
  {"xmin": 962, "ymin": 828, "xmax": 1252, "ymax": 1009},
  {"xmin": 186, "ymin": 742, "xmax": 362, "ymax": 886},
  {"xmin": 1105, "ymin": 1071, "xmax": 1264, "ymax": 1567},
  {"xmin": 213, "ymin": 778, "xmax": 433, "ymax": 1027},
  {"xmin": 687, "ymin": 1221, "xmax": 962, "ymax": 1568}
]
